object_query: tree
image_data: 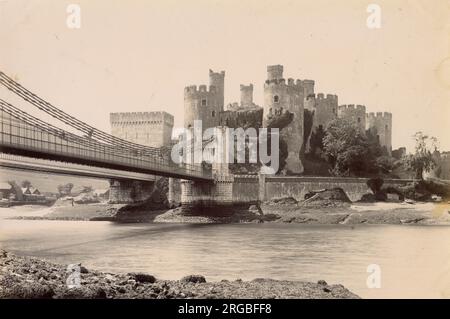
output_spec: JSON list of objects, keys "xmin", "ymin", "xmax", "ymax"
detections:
[
  {"xmin": 21, "ymin": 180, "xmax": 32, "ymax": 188},
  {"xmin": 402, "ymin": 132, "xmax": 438, "ymax": 180},
  {"xmin": 309, "ymin": 125, "xmax": 326, "ymax": 157},
  {"xmin": 323, "ymin": 118, "xmax": 377, "ymax": 176},
  {"xmin": 57, "ymin": 183, "xmax": 74, "ymax": 196}
]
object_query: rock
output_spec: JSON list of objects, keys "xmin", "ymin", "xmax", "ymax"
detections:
[
  {"xmin": 180, "ymin": 275, "xmax": 206, "ymax": 284},
  {"xmin": 323, "ymin": 287, "xmax": 332, "ymax": 293},
  {"xmin": 128, "ymin": 272, "xmax": 156, "ymax": 283},
  {"xmin": 266, "ymin": 197, "xmax": 298, "ymax": 205},
  {"xmin": 73, "ymin": 192, "xmax": 100, "ymax": 204},
  {"xmin": 0, "ymin": 250, "xmax": 7, "ymax": 258},
  {"xmin": 405, "ymin": 199, "xmax": 415, "ymax": 204},
  {"xmin": 358, "ymin": 193, "xmax": 377, "ymax": 203},
  {"xmin": 304, "ymin": 188, "xmax": 351, "ymax": 202},
  {"xmin": 317, "ymin": 280, "xmax": 328, "ymax": 286},
  {"xmin": 79, "ymin": 265, "xmax": 89, "ymax": 274},
  {"xmin": 5, "ymin": 283, "xmax": 54, "ymax": 299},
  {"xmin": 57, "ymin": 286, "xmax": 107, "ymax": 299}
]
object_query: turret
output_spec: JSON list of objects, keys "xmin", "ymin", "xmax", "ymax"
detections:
[
  {"xmin": 209, "ymin": 69, "xmax": 225, "ymax": 111},
  {"xmin": 240, "ymin": 84, "xmax": 253, "ymax": 107},
  {"xmin": 267, "ymin": 65, "xmax": 284, "ymax": 81}
]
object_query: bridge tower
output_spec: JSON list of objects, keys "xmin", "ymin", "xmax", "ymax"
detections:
[{"xmin": 179, "ymin": 126, "xmax": 234, "ymax": 211}]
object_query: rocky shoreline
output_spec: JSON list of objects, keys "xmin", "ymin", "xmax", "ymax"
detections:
[
  {"xmin": 0, "ymin": 250, "xmax": 359, "ymax": 299},
  {"xmin": 5, "ymin": 199, "xmax": 450, "ymax": 225}
]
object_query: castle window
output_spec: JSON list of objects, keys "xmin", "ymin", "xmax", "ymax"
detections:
[
  {"xmin": 357, "ymin": 117, "xmax": 361, "ymax": 123},
  {"xmin": 212, "ymin": 111, "xmax": 216, "ymax": 117},
  {"xmin": 273, "ymin": 95, "xmax": 279, "ymax": 103},
  {"xmin": 201, "ymin": 99, "xmax": 207, "ymax": 106},
  {"xmin": 385, "ymin": 125, "xmax": 388, "ymax": 131}
]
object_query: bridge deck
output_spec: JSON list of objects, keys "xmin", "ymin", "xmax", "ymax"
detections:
[{"xmin": 0, "ymin": 114, "xmax": 212, "ymax": 181}]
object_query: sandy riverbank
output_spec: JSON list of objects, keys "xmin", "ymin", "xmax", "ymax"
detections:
[
  {"xmin": 3, "ymin": 200, "xmax": 450, "ymax": 225},
  {"xmin": 0, "ymin": 250, "xmax": 359, "ymax": 299}
]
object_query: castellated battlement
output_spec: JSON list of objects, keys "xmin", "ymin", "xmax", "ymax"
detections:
[
  {"xmin": 184, "ymin": 85, "xmax": 217, "ymax": 94},
  {"xmin": 367, "ymin": 112, "xmax": 392, "ymax": 119},
  {"xmin": 264, "ymin": 78, "xmax": 304, "ymax": 92},
  {"xmin": 316, "ymin": 93, "xmax": 338, "ymax": 101},
  {"xmin": 338, "ymin": 104, "xmax": 366, "ymax": 112},
  {"xmin": 337, "ymin": 104, "xmax": 366, "ymax": 133},
  {"xmin": 110, "ymin": 111, "xmax": 174, "ymax": 126}
]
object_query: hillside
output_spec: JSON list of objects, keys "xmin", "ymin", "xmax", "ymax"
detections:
[{"xmin": 0, "ymin": 168, "xmax": 109, "ymax": 194}]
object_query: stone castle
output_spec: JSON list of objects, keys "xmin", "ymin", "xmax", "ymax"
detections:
[
  {"xmin": 182, "ymin": 65, "xmax": 393, "ymax": 174},
  {"xmin": 110, "ymin": 64, "xmax": 393, "ymax": 175}
]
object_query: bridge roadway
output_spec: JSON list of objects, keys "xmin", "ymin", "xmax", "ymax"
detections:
[
  {"xmin": 0, "ymin": 112, "xmax": 212, "ymax": 182},
  {"xmin": 0, "ymin": 153, "xmax": 157, "ymax": 181}
]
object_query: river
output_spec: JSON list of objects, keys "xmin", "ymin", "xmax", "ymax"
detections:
[{"xmin": 0, "ymin": 207, "xmax": 449, "ymax": 299}]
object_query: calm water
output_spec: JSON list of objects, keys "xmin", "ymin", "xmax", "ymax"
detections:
[{"xmin": 1, "ymin": 209, "xmax": 449, "ymax": 298}]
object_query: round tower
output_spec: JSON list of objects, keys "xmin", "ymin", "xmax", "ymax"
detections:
[
  {"xmin": 267, "ymin": 65, "xmax": 284, "ymax": 81},
  {"xmin": 209, "ymin": 69, "xmax": 225, "ymax": 111},
  {"xmin": 184, "ymin": 85, "xmax": 220, "ymax": 130},
  {"xmin": 263, "ymin": 65, "xmax": 304, "ymax": 174}
]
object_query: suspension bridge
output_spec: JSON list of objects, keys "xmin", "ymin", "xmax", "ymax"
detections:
[{"xmin": 0, "ymin": 71, "xmax": 212, "ymax": 183}]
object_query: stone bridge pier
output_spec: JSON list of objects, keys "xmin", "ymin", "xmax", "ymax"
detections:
[
  {"xmin": 179, "ymin": 174, "xmax": 234, "ymax": 211},
  {"xmin": 108, "ymin": 179, "xmax": 155, "ymax": 204},
  {"xmin": 178, "ymin": 126, "xmax": 235, "ymax": 211}
]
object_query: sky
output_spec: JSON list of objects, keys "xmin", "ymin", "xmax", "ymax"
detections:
[{"xmin": 0, "ymin": 0, "xmax": 449, "ymax": 152}]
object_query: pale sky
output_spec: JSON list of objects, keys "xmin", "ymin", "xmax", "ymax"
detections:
[{"xmin": 0, "ymin": 0, "xmax": 449, "ymax": 152}]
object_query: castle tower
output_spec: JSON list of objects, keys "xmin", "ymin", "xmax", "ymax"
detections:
[
  {"xmin": 263, "ymin": 65, "xmax": 304, "ymax": 174},
  {"xmin": 366, "ymin": 112, "xmax": 392, "ymax": 155},
  {"xmin": 184, "ymin": 70, "xmax": 225, "ymax": 130},
  {"xmin": 313, "ymin": 93, "xmax": 338, "ymax": 130},
  {"xmin": 240, "ymin": 84, "xmax": 253, "ymax": 107},
  {"xmin": 110, "ymin": 111, "xmax": 174, "ymax": 147},
  {"xmin": 267, "ymin": 65, "xmax": 284, "ymax": 81},
  {"xmin": 337, "ymin": 104, "xmax": 366, "ymax": 133},
  {"xmin": 302, "ymin": 79, "xmax": 315, "ymax": 98},
  {"xmin": 209, "ymin": 69, "xmax": 225, "ymax": 110}
]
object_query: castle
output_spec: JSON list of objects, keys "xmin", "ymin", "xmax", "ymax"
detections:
[
  {"xmin": 110, "ymin": 64, "xmax": 393, "ymax": 175},
  {"xmin": 183, "ymin": 65, "xmax": 393, "ymax": 174}
]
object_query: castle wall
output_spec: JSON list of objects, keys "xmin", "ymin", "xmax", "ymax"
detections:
[
  {"xmin": 367, "ymin": 112, "xmax": 392, "ymax": 154},
  {"xmin": 219, "ymin": 107, "xmax": 263, "ymax": 128},
  {"xmin": 338, "ymin": 104, "xmax": 366, "ymax": 133},
  {"xmin": 110, "ymin": 112, "xmax": 174, "ymax": 148}
]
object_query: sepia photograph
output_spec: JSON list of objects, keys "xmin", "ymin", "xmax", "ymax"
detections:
[{"xmin": 0, "ymin": 0, "xmax": 449, "ymax": 307}]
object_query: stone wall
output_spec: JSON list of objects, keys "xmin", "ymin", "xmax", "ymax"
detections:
[
  {"xmin": 263, "ymin": 176, "xmax": 411, "ymax": 202},
  {"xmin": 232, "ymin": 175, "xmax": 259, "ymax": 204},
  {"xmin": 228, "ymin": 176, "xmax": 412, "ymax": 203}
]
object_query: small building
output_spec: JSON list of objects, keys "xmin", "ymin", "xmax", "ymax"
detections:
[{"xmin": 21, "ymin": 186, "xmax": 44, "ymax": 201}]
